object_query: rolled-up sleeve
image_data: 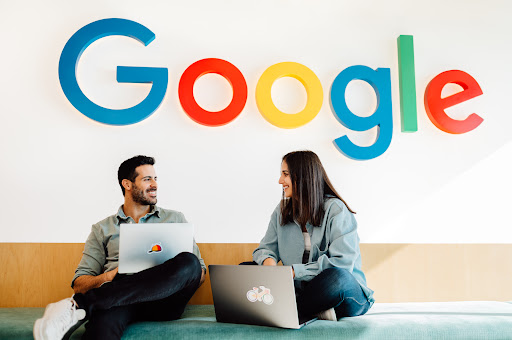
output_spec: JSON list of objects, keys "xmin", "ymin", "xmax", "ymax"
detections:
[
  {"xmin": 179, "ymin": 212, "xmax": 206, "ymax": 273},
  {"xmin": 192, "ymin": 238, "xmax": 206, "ymax": 273},
  {"xmin": 253, "ymin": 210, "xmax": 280, "ymax": 264},
  {"xmin": 71, "ymin": 225, "xmax": 105, "ymax": 287}
]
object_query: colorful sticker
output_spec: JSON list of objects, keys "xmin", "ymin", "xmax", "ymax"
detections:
[
  {"xmin": 247, "ymin": 286, "xmax": 274, "ymax": 305},
  {"xmin": 147, "ymin": 243, "xmax": 162, "ymax": 254}
]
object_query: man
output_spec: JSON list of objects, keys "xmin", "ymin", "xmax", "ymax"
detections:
[{"xmin": 34, "ymin": 155, "xmax": 206, "ymax": 340}]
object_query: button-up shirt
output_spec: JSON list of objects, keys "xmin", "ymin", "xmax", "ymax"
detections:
[
  {"xmin": 72, "ymin": 205, "xmax": 205, "ymax": 287},
  {"xmin": 253, "ymin": 198, "xmax": 374, "ymax": 305}
]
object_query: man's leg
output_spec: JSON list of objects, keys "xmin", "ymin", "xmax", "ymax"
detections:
[
  {"xmin": 81, "ymin": 304, "xmax": 138, "ymax": 340},
  {"xmin": 81, "ymin": 255, "xmax": 201, "ymax": 340},
  {"xmin": 34, "ymin": 252, "xmax": 201, "ymax": 340},
  {"xmin": 74, "ymin": 252, "xmax": 201, "ymax": 318},
  {"xmin": 296, "ymin": 267, "xmax": 371, "ymax": 319},
  {"xmin": 136, "ymin": 267, "xmax": 201, "ymax": 322}
]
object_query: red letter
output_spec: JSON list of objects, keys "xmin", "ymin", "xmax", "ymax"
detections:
[
  {"xmin": 424, "ymin": 70, "xmax": 483, "ymax": 134},
  {"xmin": 179, "ymin": 58, "xmax": 247, "ymax": 127}
]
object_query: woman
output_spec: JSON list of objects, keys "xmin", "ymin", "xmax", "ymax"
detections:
[{"xmin": 253, "ymin": 151, "xmax": 374, "ymax": 321}]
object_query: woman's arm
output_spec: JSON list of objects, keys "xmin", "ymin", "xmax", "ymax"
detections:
[
  {"xmin": 262, "ymin": 258, "xmax": 277, "ymax": 266},
  {"xmin": 253, "ymin": 208, "xmax": 281, "ymax": 264}
]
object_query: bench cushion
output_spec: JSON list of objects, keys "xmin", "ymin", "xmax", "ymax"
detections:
[{"xmin": 2, "ymin": 301, "xmax": 511, "ymax": 339}]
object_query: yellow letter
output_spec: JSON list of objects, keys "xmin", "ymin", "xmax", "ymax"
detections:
[{"xmin": 256, "ymin": 62, "xmax": 323, "ymax": 129}]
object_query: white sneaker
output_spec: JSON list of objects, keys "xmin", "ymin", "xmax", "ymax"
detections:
[
  {"xmin": 33, "ymin": 297, "xmax": 86, "ymax": 340},
  {"xmin": 316, "ymin": 307, "xmax": 337, "ymax": 321}
]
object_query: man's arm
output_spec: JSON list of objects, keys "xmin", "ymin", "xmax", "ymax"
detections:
[
  {"xmin": 72, "ymin": 223, "xmax": 109, "ymax": 289},
  {"xmin": 200, "ymin": 268, "xmax": 206, "ymax": 285},
  {"xmin": 73, "ymin": 268, "xmax": 118, "ymax": 294},
  {"xmin": 75, "ymin": 266, "xmax": 204, "ymax": 294}
]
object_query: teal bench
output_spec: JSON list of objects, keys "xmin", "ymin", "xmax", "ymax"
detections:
[{"xmin": 2, "ymin": 302, "xmax": 511, "ymax": 339}]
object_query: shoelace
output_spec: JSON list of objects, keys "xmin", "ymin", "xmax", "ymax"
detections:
[{"xmin": 52, "ymin": 299, "xmax": 79, "ymax": 336}]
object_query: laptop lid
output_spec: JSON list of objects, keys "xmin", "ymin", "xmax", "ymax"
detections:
[
  {"xmin": 209, "ymin": 265, "xmax": 316, "ymax": 329},
  {"xmin": 118, "ymin": 223, "xmax": 193, "ymax": 274}
]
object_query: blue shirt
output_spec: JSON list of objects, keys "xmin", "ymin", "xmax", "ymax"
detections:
[
  {"xmin": 253, "ymin": 198, "xmax": 374, "ymax": 305},
  {"xmin": 72, "ymin": 205, "xmax": 205, "ymax": 287}
]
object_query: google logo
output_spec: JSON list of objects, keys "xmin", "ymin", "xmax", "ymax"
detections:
[{"xmin": 59, "ymin": 18, "xmax": 483, "ymax": 160}]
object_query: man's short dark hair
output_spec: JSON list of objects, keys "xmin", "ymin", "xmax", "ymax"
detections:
[{"xmin": 118, "ymin": 155, "xmax": 155, "ymax": 196}]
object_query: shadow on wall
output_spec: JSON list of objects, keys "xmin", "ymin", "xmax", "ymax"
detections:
[
  {"xmin": 372, "ymin": 140, "xmax": 512, "ymax": 243},
  {"xmin": 361, "ymin": 243, "xmax": 512, "ymax": 303}
]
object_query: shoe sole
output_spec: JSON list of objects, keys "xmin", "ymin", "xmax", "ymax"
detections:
[
  {"xmin": 33, "ymin": 310, "xmax": 85, "ymax": 340},
  {"xmin": 33, "ymin": 318, "xmax": 45, "ymax": 340}
]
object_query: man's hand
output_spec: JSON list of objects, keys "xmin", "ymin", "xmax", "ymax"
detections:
[
  {"xmin": 73, "ymin": 268, "xmax": 119, "ymax": 294},
  {"xmin": 104, "ymin": 268, "xmax": 118, "ymax": 282},
  {"xmin": 262, "ymin": 258, "xmax": 277, "ymax": 266},
  {"xmin": 200, "ymin": 268, "xmax": 206, "ymax": 285}
]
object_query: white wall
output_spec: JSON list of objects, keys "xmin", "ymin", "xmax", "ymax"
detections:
[{"xmin": 1, "ymin": 0, "xmax": 511, "ymax": 243}]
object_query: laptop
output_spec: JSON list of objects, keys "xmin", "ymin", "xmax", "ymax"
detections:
[
  {"xmin": 118, "ymin": 223, "xmax": 193, "ymax": 274},
  {"xmin": 209, "ymin": 265, "xmax": 317, "ymax": 329}
]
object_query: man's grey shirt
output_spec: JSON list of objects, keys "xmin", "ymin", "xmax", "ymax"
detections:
[{"xmin": 72, "ymin": 205, "xmax": 206, "ymax": 287}]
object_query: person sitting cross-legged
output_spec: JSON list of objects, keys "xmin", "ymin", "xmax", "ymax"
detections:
[{"xmin": 33, "ymin": 155, "xmax": 206, "ymax": 340}]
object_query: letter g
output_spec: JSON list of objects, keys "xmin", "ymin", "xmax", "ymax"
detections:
[{"xmin": 59, "ymin": 18, "xmax": 168, "ymax": 125}]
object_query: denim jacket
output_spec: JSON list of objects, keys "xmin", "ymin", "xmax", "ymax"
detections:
[{"xmin": 253, "ymin": 198, "xmax": 374, "ymax": 305}]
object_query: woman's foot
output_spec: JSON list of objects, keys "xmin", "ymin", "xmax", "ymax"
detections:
[{"xmin": 316, "ymin": 307, "xmax": 337, "ymax": 321}]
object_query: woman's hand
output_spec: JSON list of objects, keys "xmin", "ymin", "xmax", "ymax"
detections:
[
  {"xmin": 262, "ymin": 257, "xmax": 295, "ymax": 278},
  {"xmin": 262, "ymin": 258, "xmax": 277, "ymax": 266}
]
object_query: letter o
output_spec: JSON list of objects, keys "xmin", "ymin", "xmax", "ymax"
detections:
[
  {"xmin": 178, "ymin": 58, "xmax": 247, "ymax": 127},
  {"xmin": 256, "ymin": 62, "xmax": 323, "ymax": 129}
]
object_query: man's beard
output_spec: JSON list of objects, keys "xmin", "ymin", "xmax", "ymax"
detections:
[{"xmin": 132, "ymin": 184, "xmax": 157, "ymax": 206}]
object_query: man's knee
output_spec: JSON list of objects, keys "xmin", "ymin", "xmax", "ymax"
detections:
[
  {"xmin": 176, "ymin": 251, "xmax": 200, "ymax": 268},
  {"xmin": 170, "ymin": 252, "xmax": 202, "ymax": 279}
]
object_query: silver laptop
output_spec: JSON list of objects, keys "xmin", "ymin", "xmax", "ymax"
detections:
[
  {"xmin": 209, "ymin": 265, "xmax": 317, "ymax": 329},
  {"xmin": 118, "ymin": 223, "xmax": 193, "ymax": 274}
]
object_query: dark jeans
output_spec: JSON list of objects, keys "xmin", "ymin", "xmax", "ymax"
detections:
[
  {"xmin": 296, "ymin": 267, "xmax": 370, "ymax": 319},
  {"xmin": 239, "ymin": 262, "xmax": 370, "ymax": 319},
  {"xmin": 73, "ymin": 252, "xmax": 202, "ymax": 340}
]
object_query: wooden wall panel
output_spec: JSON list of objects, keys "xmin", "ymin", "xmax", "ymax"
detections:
[
  {"xmin": 0, "ymin": 243, "xmax": 84, "ymax": 307},
  {"xmin": 360, "ymin": 244, "xmax": 512, "ymax": 302},
  {"xmin": 189, "ymin": 243, "xmax": 257, "ymax": 305},
  {"xmin": 1, "ymin": 243, "xmax": 511, "ymax": 307}
]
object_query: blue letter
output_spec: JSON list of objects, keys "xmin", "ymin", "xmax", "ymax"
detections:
[
  {"xmin": 330, "ymin": 65, "xmax": 393, "ymax": 160},
  {"xmin": 59, "ymin": 18, "xmax": 168, "ymax": 125}
]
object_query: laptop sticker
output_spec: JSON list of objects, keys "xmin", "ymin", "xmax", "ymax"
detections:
[
  {"xmin": 247, "ymin": 286, "xmax": 274, "ymax": 305},
  {"xmin": 148, "ymin": 243, "xmax": 162, "ymax": 254}
]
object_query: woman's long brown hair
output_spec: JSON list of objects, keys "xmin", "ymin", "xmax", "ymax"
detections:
[{"xmin": 280, "ymin": 151, "xmax": 355, "ymax": 228}]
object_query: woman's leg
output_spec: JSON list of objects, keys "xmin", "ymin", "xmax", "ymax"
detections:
[{"xmin": 296, "ymin": 267, "xmax": 370, "ymax": 319}]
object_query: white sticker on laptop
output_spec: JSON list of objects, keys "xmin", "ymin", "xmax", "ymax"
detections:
[{"xmin": 247, "ymin": 286, "xmax": 274, "ymax": 305}]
